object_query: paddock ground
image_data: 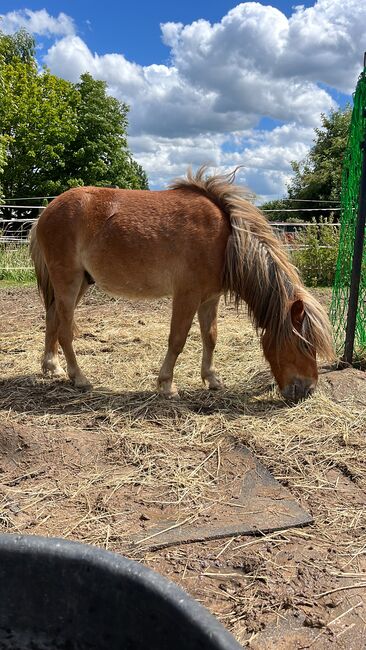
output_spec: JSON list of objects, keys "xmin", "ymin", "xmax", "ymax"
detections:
[{"xmin": 0, "ymin": 286, "xmax": 365, "ymax": 648}]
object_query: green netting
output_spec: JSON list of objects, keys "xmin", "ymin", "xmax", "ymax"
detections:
[{"xmin": 330, "ymin": 65, "xmax": 366, "ymax": 360}]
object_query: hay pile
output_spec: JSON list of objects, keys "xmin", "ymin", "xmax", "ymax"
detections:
[{"xmin": 0, "ymin": 286, "xmax": 365, "ymax": 647}]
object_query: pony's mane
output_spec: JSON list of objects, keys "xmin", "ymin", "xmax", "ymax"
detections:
[{"xmin": 170, "ymin": 166, "xmax": 334, "ymax": 361}]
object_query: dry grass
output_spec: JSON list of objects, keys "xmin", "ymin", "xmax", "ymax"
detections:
[{"xmin": 0, "ymin": 286, "xmax": 365, "ymax": 647}]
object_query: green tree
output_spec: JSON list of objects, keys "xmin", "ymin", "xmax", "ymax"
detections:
[
  {"xmin": 65, "ymin": 73, "xmax": 148, "ymax": 189},
  {"xmin": 287, "ymin": 107, "xmax": 351, "ymax": 219},
  {"xmin": 260, "ymin": 107, "xmax": 351, "ymax": 221},
  {"xmin": 0, "ymin": 30, "xmax": 148, "ymax": 199},
  {"xmin": 258, "ymin": 198, "xmax": 291, "ymax": 222},
  {"xmin": 289, "ymin": 107, "xmax": 352, "ymax": 203},
  {"xmin": 0, "ymin": 31, "xmax": 79, "ymax": 197},
  {"xmin": 0, "ymin": 137, "xmax": 6, "ymax": 200},
  {"xmin": 0, "ymin": 28, "xmax": 35, "ymax": 64},
  {"xmin": 0, "ymin": 29, "xmax": 36, "ymax": 200}
]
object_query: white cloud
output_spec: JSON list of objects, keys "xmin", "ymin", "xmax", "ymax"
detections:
[
  {"xmin": 1, "ymin": 1, "xmax": 362, "ymax": 195},
  {"xmin": 128, "ymin": 133, "xmax": 226, "ymax": 189},
  {"xmin": 45, "ymin": 38, "xmax": 260, "ymax": 138},
  {"xmin": 0, "ymin": 9, "xmax": 75, "ymax": 37},
  {"xmin": 45, "ymin": 36, "xmax": 144, "ymax": 91},
  {"xmin": 222, "ymin": 124, "xmax": 315, "ymax": 199},
  {"xmin": 130, "ymin": 123, "xmax": 315, "ymax": 200},
  {"xmin": 280, "ymin": 0, "xmax": 364, "ymax": 93},
  {"xmin": 163, "ymin": 0, "xmax": 364, "ymax": 95}
]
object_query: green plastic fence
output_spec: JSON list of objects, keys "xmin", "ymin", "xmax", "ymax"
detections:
[{"xmin": 330, "ymin": 64, "xmax": 366, "ymax": 359}]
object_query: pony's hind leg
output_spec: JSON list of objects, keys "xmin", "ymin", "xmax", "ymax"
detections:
[
  {"xmin": 158, "ymin": 292, "xmax": 200, "ymax": 398},
  {"xmin": 42, "ymin": 276, "xmax": 90, "ymax": 381},
  {"xmin": 198, "ymin": 296, "xmax": 223, "ymax": 390},
  {"xmin": 54, "ymin": 272, "xmax": 92, "ymax": 389},
  {"xmin": 42, "ymin": 302, "xmax": 65, "ymax": 378}
]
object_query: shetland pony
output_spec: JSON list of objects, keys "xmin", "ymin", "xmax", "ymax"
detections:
[{"xmin": 30, "ymin": 168, "xmax": 334, "ymax": 402}]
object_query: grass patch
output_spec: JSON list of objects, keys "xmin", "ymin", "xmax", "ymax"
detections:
[{"xmin": 0, "ymin": 243, "xmax": 35, "ymax": 283}]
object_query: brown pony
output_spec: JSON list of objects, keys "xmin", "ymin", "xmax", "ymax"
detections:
[{"xmin": 30, "ymin": 167, "xmax": 334, "ymax": 402}]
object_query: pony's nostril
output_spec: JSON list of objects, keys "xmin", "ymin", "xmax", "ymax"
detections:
[
  {"xmin": 281, "ymin": 383, "xmax": 297, "ymax": 403},
  {"xmin": 282, "ymin": 379, "xmax": 315, "ymax": 403}
]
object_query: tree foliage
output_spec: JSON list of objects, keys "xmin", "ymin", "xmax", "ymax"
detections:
[
  {"xmin": 0, "ymin": 29, "xmax": 148, "ymax": 199},
  {"xmin": 260, "ymin": 107, "xmax": 352, "ymax": 221},
  {"xmin": 65, "ymin": 73, "xmax": 148, "ymax": 189},
  {"xmin": 0, "ymin": 28, "xmax": 35, "ymax": 64},
  {"xmin": 0, "ymin": 57, "xmax": 79, "ymax": 197},
  {"xmin": 288, "ymin": 107, "xmax": 352, "ymax": 204},
  {"xmin": 258, "ymin": 198, "xmax": 293, "ymax": 223}
]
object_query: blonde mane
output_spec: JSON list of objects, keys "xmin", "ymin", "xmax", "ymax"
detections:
[{"xmin": 170, "ymin": 167, "xmax": 334, "ymax": 361}]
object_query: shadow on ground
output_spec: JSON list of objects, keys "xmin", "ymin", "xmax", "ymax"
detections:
[{"xmin": 0, "ymin": 371, "xmax": 287, "ymax": 421}]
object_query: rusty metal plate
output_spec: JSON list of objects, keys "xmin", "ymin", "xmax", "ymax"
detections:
[{"xmin": 132, "ymin": 438, "xmax": 312, "ymax": 551}]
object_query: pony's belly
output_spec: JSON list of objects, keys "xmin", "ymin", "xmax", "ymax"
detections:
[
  {"xmin": 83, "ymin": 239, "xmax": 177, "ymax": 299},
  {"xmin": 90, "ymin": 267, "xmax": 174, "ymax": 299}
]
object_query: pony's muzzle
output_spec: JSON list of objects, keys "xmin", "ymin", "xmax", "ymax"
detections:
[{"xmin": 281, "ymin": 378, "xmax": 316, "ymax": 403}]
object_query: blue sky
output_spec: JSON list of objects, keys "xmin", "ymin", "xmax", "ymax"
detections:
[
  {"xmin": 0, "ymin": 1, "xmax": 362, "ymax": 197},
  {"xmin": 1, "ymin": 0, "xmax": 316, "ymax": 64}
]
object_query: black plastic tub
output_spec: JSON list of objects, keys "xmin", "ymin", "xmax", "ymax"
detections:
[{"xmin": 0, "ymin": 534, "xmax": 241, "ymax": 650}]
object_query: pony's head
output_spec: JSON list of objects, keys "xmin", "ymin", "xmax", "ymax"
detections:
[{"xmin": 261, "ymin": 294, "xmax": 335, "ymax": 403}]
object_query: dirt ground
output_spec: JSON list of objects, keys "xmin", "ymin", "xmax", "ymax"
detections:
[{"xmin": 0, "ymin": 286, "xmax": 365, "ymax": 648}]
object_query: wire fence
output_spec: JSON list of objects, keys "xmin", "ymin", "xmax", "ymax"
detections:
[{"xmin": 0, "ymin": 200, "xmax": 341, "ymax": 274}]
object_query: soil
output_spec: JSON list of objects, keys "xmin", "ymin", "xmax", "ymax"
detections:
[
  {"xmin": 0, "ymin": 286, "xmax": 365, "ymax": 649},
  {"xmin": 323, "ymin": 367, "xmax": 366, "ymax": 405}
]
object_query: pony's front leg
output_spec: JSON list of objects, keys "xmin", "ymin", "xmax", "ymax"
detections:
[
  {"xmin": 198, "ymin": 296, "xmax": 224, "ymax": 390},
  {"xmin": 158, "ymin": 292, "xmax": 200, "ymax": 398}
]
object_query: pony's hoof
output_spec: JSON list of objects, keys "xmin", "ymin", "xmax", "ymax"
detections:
[
  {"xmin": 158, "ymin": 380, "xmax": 180, "ymax": 400},
  {"xmin": 166, "ymin": 390, "xmax": 180, "ymax": 400},
  {"xmin": 159, "ymin": 388, "xmax": 180, "ymax": 400},
  {"xmin": 42, "ymin": 362, "xmax": 66, "ymax": 379},
  {"xmin": 203, "ymin": 375, "xmax": 224, "ymax": 391},
  {"xmin": 52, "ymin": 367, "xmax": 66, "ymax": 379},
  {"xmin": 73, "ymin": 376, "xmax": 93, "ymax": 391},
  {"xmin": 209, "ymin": 380, "xmax": 224, "ymax": 391}
]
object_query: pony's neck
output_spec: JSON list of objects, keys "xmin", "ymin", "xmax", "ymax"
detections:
[{"xmin": 223, "ymin": 209, "xmax": 301, "ymax": 348}]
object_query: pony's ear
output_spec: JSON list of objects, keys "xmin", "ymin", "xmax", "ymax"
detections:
[{"xmin": 291, "ymin": 299, "xmax": 305, "ymax": 332}]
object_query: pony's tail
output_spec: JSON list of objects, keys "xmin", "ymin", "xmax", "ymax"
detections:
[{"xmin": 29, "ymin": 221, "xmax": 54, "ymax": 311}]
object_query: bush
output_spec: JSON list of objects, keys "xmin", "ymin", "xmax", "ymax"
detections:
[{"xmin": 290, "ymin": 219, "xmax": 340, "ymax": 287}]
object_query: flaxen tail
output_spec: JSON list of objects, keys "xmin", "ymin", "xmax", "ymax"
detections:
[{"xmin": 29, "ymin": 221, "xmax": 54, "ymax": 310}]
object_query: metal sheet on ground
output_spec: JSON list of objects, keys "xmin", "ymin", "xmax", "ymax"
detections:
[{"xmin": 132, "ymin": 438, "xmax": 313, "ymax": 551}]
